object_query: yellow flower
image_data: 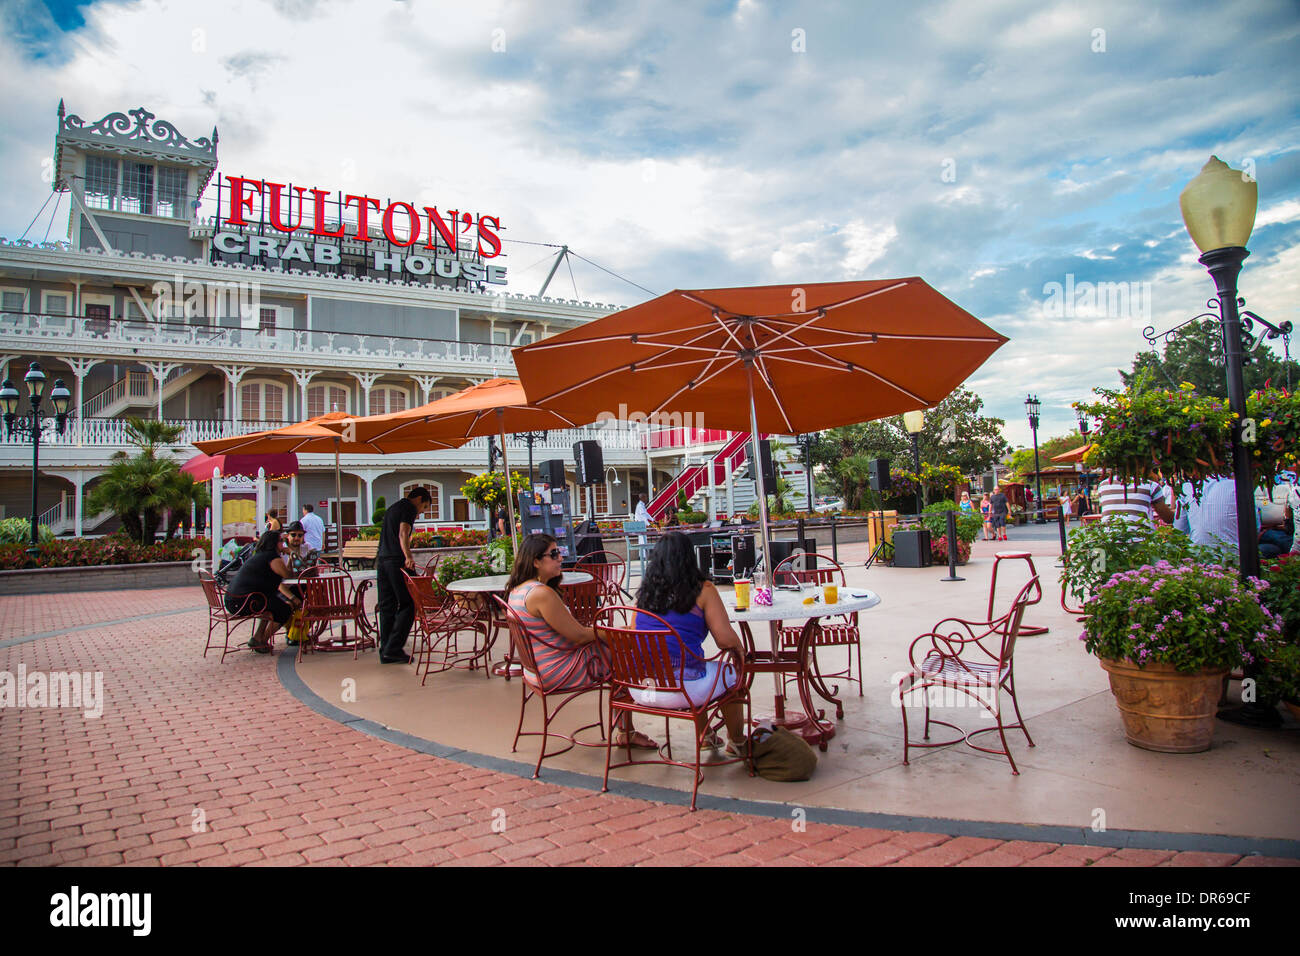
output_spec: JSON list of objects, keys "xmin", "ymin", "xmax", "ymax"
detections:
[
  {"xmin": 1260, "ymin": 418, "xmax": 1272, "ymax": 427},
  {"xmin": 1182, "ymin": 407, "xmax": 1190, "ymax": 414},
  {"xmin": 1179, "ymin": 382, "xmax": 1196, "ymax": 390}
]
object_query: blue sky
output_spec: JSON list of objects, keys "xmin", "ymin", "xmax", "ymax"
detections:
[{"xmin": 2, "ymin": 0, "xmax": 1297, "ymax": 449}]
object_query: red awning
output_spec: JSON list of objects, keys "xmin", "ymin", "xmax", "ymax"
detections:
[{"xmin": 181, "ymin": 452, "xmax": 299, "ymax": 482}]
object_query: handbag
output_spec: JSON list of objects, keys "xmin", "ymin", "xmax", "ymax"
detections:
[
  {"xmin": 285, "ymin": 608, "xmax": 308, "ymax": 645},
  {"xmin": 746, "ymin": 726, "xmax": 817, "ymax": 781}
]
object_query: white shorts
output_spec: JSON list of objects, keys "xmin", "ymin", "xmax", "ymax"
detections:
[{"xmin": 629, "ymin": 660, "xmax": 737, "ymax": 710}]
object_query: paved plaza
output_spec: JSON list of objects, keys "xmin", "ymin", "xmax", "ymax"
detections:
[{"xmin": 2, "ymin": 528, "xmax": 1298, "ymax": 867}]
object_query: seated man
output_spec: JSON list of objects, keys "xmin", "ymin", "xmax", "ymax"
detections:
[{"xmin": 281, "ymin": 520, "xmax": 319, "ymax": 573}]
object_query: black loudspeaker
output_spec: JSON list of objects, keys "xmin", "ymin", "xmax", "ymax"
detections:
[
  {"xmin": 868, "ymin": 457, "xmax": 891, "ymax": 493},
  {"xmin": 538, "ymin": 459, "xmax": 566, "ymax": 487},
  {"xmin": 573, "ymin": 440, "xmax": 603, "ymax": 486},
  {"xmin": 732, "ymin": 534, "xmax": 756, "ymax": 578},
  {"xmin": 747, "ymin": 438, "xmax": 776, "ymax": 488},
  {"xmin": 892, "ymin": 527, "xmax": 932, "ymax": 568}
]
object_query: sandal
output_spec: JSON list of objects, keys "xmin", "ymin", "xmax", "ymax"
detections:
[
  {"xmin": 725, "ymin": 736, "xmax": 749, "ymax": 758},
  {"xmin": 248, "ymin": 638, "xmax": 272, "ymax": 655},
  {"xmin": 612, "ymin": 730, "xmax": 659, "ymax": 750}
]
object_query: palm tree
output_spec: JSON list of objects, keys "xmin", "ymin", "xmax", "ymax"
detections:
[{"xmin": 86, "ymin": 417, "xmax": 195, "ymax": 543}]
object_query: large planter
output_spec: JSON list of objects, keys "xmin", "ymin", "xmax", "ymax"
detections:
[{"xmin": 1098, "ymin": 657, "xmax": 1228, "ymax": 753}]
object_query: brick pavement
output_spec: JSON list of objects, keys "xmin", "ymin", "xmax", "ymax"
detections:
[{"xmin": 1, "ymin": 588, "xmax": 1296, "ymax": 867}]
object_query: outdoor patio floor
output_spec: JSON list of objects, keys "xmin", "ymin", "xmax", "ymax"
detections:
[
  {"xmin": 296, "ymin": 527, "xmax": 1300, "ymax": 847},
  {"xmin": 2, "ymin": 524, "xmax": 1296, "ymax": 867}
]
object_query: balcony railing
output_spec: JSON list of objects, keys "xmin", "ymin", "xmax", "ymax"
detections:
[
  {"xmin": 18, "ymin": 416, "xmax": 651, "ymax": 454},
  {"xmin": 0, "ymin": 311, "xmax": 517, "ymax": 367}
]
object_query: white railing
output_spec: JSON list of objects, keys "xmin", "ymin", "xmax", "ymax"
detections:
[
  {"xmin": 1, "ymin": 312, "xmax": 518, "ymax": 368},
  {"xmin": 80, "ymin": 368, "xmax": 191, "ymax": 418},
  {"xmin": 38, "ymin": 500, "xmax": 63, "ymax": 529},
  {"xmin": 32, "ymin": 417, "xmax": 648, "ymax": 453}
]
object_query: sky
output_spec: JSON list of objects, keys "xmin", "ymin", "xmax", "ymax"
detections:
[{"xmin": 2, "ymin": 0, "xmax": 1297, "ymax": 451}]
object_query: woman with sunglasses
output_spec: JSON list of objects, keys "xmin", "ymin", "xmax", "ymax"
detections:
[{"xmin": 506, "ymin": 535, "xmax": 656, "ymax": 749}]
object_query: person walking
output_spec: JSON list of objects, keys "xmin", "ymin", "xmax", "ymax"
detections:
[
  {"xmin": 989, "ymin": 487, "xmax": 1009, "ymax": 542},
  {"xmin": 299, "ymin": 503, "xmax": 325, "ymax": 554},
  {"xmin": 979, "ymin": 493, "xmax": 993, "ymax": 540},
  {"xmin": 375, "ymin": 486, "xmax": 432, "ymax": 664}
]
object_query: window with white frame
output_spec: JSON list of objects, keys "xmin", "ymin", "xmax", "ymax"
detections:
[
  {"xmin": 81, "ymin": 156, "xmax": 190, "ymax": 219},
  {"xmin": 240, "ymin": 380, "xmax": 286, "ymax": 423},
  {"xmin": 1, "ymin": 288, "xmax": 28, "ymax": 313},
  {"xmin": 307, "ymin": 383, "xmax": 350, "ymax": 418},
  {"xmin": 369, "ymin": 386, "xmax": 409, "ymax": 415},
  {"xmin": 399, "ymin": 481, "xmax": 442, "ymax": 520},
  {"xmin": 259, "ymin": 307, "xmax": 277, "ymax": 334},
  {"xmin": 41, "ymin": 292, "xmax": 70, "ymax": 315},
  {"xmin": 84, "ymin": 157, "xmax": 119, "ymax": 210},
  {"xmin": 593, "ymin": 482, "xmax": 609, "ymax": 514}
]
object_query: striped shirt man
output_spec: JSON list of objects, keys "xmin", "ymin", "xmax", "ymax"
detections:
[{"xmin": 1095, "ymin": 478, "xmax": 1164, "ymax": 523}]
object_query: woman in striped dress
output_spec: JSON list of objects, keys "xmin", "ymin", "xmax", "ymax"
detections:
[{"xmin": 506, "ymin": 535, "xmax": 656, "ymax": 749}]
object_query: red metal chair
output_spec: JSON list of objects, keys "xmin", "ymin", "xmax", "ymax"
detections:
[
  {"xmin": 491, "ymin": 594, "xmax": 608, "ymax": 779},
  {"xmin": 422, "ymin": 554, "xmax": 442, "ymax": 578},
  {"xmin": 296, "ymin": 564, "xmax": 377, "ymax": 662},
  {"xmin": 596, "ymin": 606, "xmax": 750, "ymax": 811},
  {"xmin": 561, "ymin": 576, "xmax": 605, "ymax": 628},
  {"xmin": 771, "ymin": 551, "xmax": 862, "ymax": 716},
  {"xmin": 403, "ymin": 572, "xmax": 483, "ymax": 682},
  {"xmin": 199, "ymin": 570, "xmax": 273, "ymax": 662},
  {"xmin": 898, "ymin": 576, "xmax": 1040, "ymax": 774},
  {"xmin": 576, "ymin": 551, "xmax": 627, "ymax": 599}
]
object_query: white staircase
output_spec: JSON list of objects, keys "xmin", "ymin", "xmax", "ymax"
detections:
[
  {"xmin": 81, "ymin": 366, "xmax": 204, "ymax": 418},
  {"xmin": 37, "ymin": 496, "xmax": 114, "ymax": 535}
]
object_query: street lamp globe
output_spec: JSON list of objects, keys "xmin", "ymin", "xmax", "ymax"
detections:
[
  {"xmin": 50, "ymin": 380, "xmax": 71, "ymax": 417},
  {"xmin": 1179, "ymin": 156, "xmax": 1257, "ymax": 253},
  {"xmin": 0, "ymin": 379, "xmax": 17, "ymax": 417},
  {"xmin": 24, "ymin": 362, "xmax": 45, "ymax": 402},
  {"xmin": 902, "ymin": 409, "xmax": 925, "ymax": 434}
]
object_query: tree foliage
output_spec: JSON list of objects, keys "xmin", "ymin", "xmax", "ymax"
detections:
[
  {"xmin": 85, "ymin": 417, "xmax": 205, "ymax": 543},
  {"xmin": 1008, "ymin": 433, "xmax": 1087, "ymax": 478},
  {"xmin": 810, "ymin": 386, "xmax": 1011, "ymax": 507}
]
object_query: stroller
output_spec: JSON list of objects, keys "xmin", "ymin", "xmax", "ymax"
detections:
[{"xmin": 214, "ymin": 542, "xmax": 254, "ymax": 587}]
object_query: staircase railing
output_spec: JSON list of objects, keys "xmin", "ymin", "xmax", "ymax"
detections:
[{"xmin": 647, "ymin": 431, "xmax": 760, "ymax": 522}]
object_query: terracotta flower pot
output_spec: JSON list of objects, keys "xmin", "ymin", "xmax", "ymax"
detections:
[{"xmin": 1098, "ymin": 657, "xmax": 1229, "ymax": 753}]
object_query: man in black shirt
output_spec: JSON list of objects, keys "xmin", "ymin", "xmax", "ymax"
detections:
[
  {"xmin": 375, "ymin": 486, "xmax": 431, "ymax": 663},
  {"xmin": 989, "ymin": 488, "xmax": 1010, "ymax": 542}
]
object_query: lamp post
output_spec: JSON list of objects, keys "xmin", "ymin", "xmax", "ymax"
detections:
[
  {"xmin": 1180, "ymin": 157, "xmax": 1276, "ymax": 730},
  {"xmin": 1, "ymin": 363, "xmax": 72, "ymax": 557},
  {"xmin": 514, "ymin": 429, "xmax": 548, "ymax": 489},
  {"xmin": 903, "ymin": 409, "xmax": 925, "ymax": 515},
  {"xmin": 793, "ymin": 432, "xmax": 820, "ymax": 511},
  {"xmin": 1076, "ymin": 409, "xmax": 1092, "ymax": 508},
  {"xmin": 1025, "ymin": 395, "xmax": 1045, "ymax": 523},
  {"xmin": 1179, "ymin": 156, "xmax": 1260, "ymax": 582}
]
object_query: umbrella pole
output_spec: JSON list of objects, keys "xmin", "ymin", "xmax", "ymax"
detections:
[
  {"xmin": 745, "ymin": 359, "xmax": 784, "ymax": 710},
  {"xmin": 333, "ymin": 437, "xmax": 343, "ymax": 560},
  {"xmin": 497, "ymin": 411, "xmax": 519, "ymax": 553}
]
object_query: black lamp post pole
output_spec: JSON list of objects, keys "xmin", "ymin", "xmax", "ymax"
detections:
[
  {"xmin": 910, "ymin": 433, "xmax": 922, "ymax": 515},
  {"xmin": 1202, "ymin": 247, "xmax": 1259, "ymax": 582},
  {"xmin": 1026, "ymin": 395, "xmax": 1045, "ymax": 524},
  {"xmin": 516, "ymin": 430, "xmax": 548, "ymax": 490},
  {"xmin": 2, "ymin": 364, "xmax": 71, "ymax": 559}
]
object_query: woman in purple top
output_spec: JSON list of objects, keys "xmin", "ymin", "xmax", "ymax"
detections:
[{"xmin": 634, "ymin": 532, "xmax": 748, "ymax": 755}]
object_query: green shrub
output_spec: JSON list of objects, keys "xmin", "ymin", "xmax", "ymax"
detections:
[
  {"xmin": 371, "ymin": 496, "xmax": 387, "ymax": 527},
  {"xmin": 1060, "ymin": 519, "xmax": 1228, "ymax": 604},
  {"xmin": 920, "ymin": 501, "xmax": 982, "ymax": 544},
  {"xmin": 0, "ymin": 517, "xmax": 54, "ymax": 545}
]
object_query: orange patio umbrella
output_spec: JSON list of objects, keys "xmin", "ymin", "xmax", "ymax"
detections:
[
  {"xmin": 512, "ymin": 279, "xmax": 1008, "ymax": 567},
  {"xmin": 195, "ymin": 411, "xmax": 463, "ymax": 551},
  {"xmin": 324, "ymin": 379, "xmax": 583, "ymax": 548},
  {"xmin": 1051, "ymin": 443, "xmax": 1096, "ymax": 464}
]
